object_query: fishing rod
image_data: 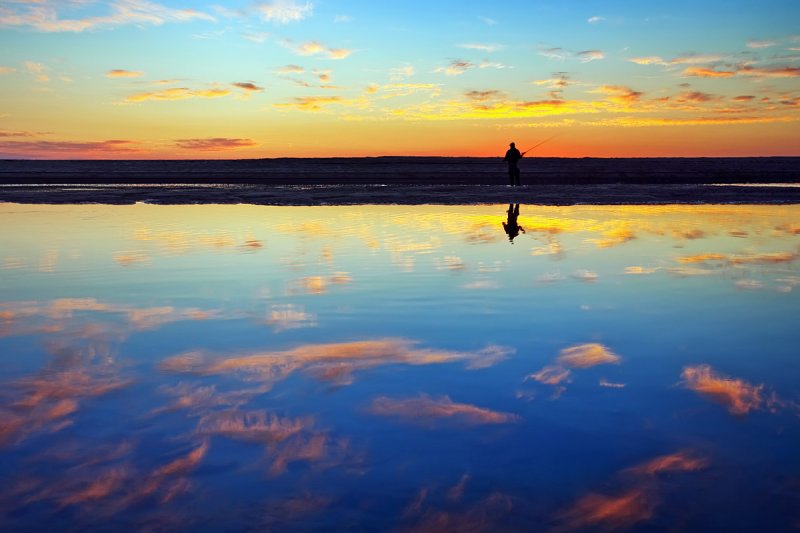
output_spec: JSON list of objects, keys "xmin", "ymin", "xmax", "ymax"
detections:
[{"xmin": 522, "ymin": 135, "xmax": 557, "ymax": 155}]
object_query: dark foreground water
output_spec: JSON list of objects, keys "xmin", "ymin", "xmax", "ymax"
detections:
[{"xmin": 1, "ymin": 203, "xmax": 799, "ymax": 531}]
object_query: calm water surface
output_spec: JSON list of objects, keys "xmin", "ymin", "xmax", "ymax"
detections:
[{"xmin": 1, "ymin": 203, "xmax": 799, "ymax": 531}]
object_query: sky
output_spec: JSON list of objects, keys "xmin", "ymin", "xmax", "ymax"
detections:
[{"xmin": 0, "ymin": 0, "xmax": 799, "ymax": 159}]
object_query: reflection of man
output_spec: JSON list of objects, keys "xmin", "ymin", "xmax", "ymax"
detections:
[
  {"xmin": 503, "ymin": 203, "xmax": 526, "ymax": 243},
  {"xmin": 503, "ymin": 142, "xmax": 523, "ymax": 186}
]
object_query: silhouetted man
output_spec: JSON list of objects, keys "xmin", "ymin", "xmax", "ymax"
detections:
[
  {"xmin": 503, "ymin": 142, "xmax": 522, "ymax": 186},
  {"xmin": 503, "ymin": 203, "xmax": 525, "ymax": 243}
]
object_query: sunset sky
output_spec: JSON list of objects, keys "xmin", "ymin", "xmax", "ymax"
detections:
[{"xmin": 0, "ymin": 0, "xmax": 798, "ymax": 158}]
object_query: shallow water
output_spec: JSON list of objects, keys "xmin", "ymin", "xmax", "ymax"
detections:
[{"xmin": 1, "ymin": 203, "xmax": 799, "ymax": 531}]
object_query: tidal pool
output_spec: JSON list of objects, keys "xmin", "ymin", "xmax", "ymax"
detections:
[{"xmin": 1, "ymin": 203, "xmax": 799, "ymax": 531}]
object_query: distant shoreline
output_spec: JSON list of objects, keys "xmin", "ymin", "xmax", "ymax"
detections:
[{"xmin": 1, "ymin": 157, "xmax": 798, "ymax": 186}]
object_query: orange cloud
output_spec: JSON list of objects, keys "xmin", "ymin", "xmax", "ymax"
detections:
[
  {"xmin": 232, "ymin": 81, "xmax": 264, "ymax": 92},
  {"xmin": 369, "ymin": 394, "xmax": 520, "ymax": 425},
  {"xmin": 0, "ymin": 139, "xmax": 139, "ymax": 158},
  {"xmin": 106, "ymin": 69, "xmax": 143, "ymax": 78},
  {"xmin": 681, "ymin": 365, "xmax": 764, "ymax": 415},
  {"xmin": 683, "ymin": 66, "xmax": 736, "ymax": 78},
  {"xmin": 124, "ymin": 87, "xmax": 230, "ymax": 102},
  {"xmin": 590, "ymin": 85, "xmax": 643, "ymax": 105},
  {"xmin": 174, "ymin": 138, "xmax": 257, "ymax": 151},
  {"xmin": 282, "ymin": 39, "xmax": 353, "ymax": 59},
  {"xmin": 273, "ymin": 95, "xmax": 344, "ymax": 111}
]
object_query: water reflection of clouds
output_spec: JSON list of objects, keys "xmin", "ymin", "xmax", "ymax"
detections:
[
  {"xmin": 161, "ymin": 339, "xmax": 513, "ymax": 388},
  {"xmin": 369, "ymin": 395, "xmax": 520, "ymax": 426},
  {"xmin": 1, "ymin": 340, "xmax": 131, "ymax": 447},
  {"xmin": 527, "ymin": 344, "xmax": 621, "ymax": 397},
  {"xmin": 681, "ymin": 365, "xmax": 768, "ymax": 415},
  {"xmin": 557, "ymin": 451, "xmax": 707, "ymax": 531},
  {"xmin": 0, "ymin": 298, "xmax": 217, "ymax": 339}
]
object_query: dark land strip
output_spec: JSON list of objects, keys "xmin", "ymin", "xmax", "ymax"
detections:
[{"xmin": 1, "ymin": 157, "xmax": 798, "ymax": 205}]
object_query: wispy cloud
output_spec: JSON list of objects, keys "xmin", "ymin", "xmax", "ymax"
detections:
[
  {"xmin": 24, "ymin": 61, "xmax": 49, "ymax": 82},
  {"xmin": 589, "ymin": 85, "xmax": 643, "ymax": 105},
  {"xmin": 434, "ymin": 59, "xmax": 475, "ymax": 76},
  {"xmin": 587, "ymin": 16, "xmax": 606, "ymax": 24},
  {"xmin": 277, "ymin": 64, "xmax": 304, "ymax": 74},
  {"xmin": 242, "ymin": 30, "xmax": 268, "ymax": 43},
  {"xmin": 106, "ymin": 69, "xmax": 143, "ymax": 78},
  {"xmin": 465, "ymin": 90, "xmax": 506, "ymax": 102},
  {"xmin": 478, "ymin": 16, "xmax": 497, "ymax": 25},
  {"xmin": 281, "ymin": 39, "xmax": 353, "ymax": 60},
  {"xmin": 124, "ymin": 86, "xmax": 231, "ymax": 102},
  {"xmin": 577, "ymin": 49, "xmax": 605, "ymax": 62},
  {"xmin": 540, "ymin": 47, "xmax": 605, "ymax": 62},
  {"xmin": 389, "ymin": 63, "xmax": 414, "ymax": 81},
  {"xmin": 747, "ymin": 39, "xmax": 778, "ymax": 49},
  {"xmin": 458, "ymin": 43, "xmax": 504, "ymax": 53},
  {"xmin": 174, "ymin": 138, "xmax": 256, "ymax": 151},
  {"xmin": 0, "ymin": 139, "xmax": 139, "ymax": 158},
  {"xmin": 257, "ymin": 0, "xmax": 313, "ymax": 24},
  {"xmin": 273, "ymin": 95, "xmax": 346, "ymax": 112},
  {"xmin": 0, "ymin": 0, "xmax": 215, "ymax": 33},
  {"xmin": 0, "ymin": 66, "xmax": 16, "ymax": 75}
]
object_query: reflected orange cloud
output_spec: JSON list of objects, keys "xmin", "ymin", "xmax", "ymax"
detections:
[
  {"xmin": 557, "ymin": 343, "xmax": 621, "ymax": 368},
  {"xmin": 525, "ymin": 343, "xmax": 621, "ymax": 398},
  {"xmin": 557, "ymin": 450, "xmax": 708, "ymax": 530},
  {"xmin": 197, "ymin": 410, "xmax": 308, "ymax": 444},
  {"xmin": 60, "ymin": 468, "xmax": 129, "ymax": 506},
  {"xmin": 678, "ymin": 253, "xmax": 728, "ymax": 264},
  {"xmin": 265, "ymin": 304, "xmax": 316, "ymax": 331},
  {"xmin": 527, "ymin": 365, "xmax": 571, "ymax": 385},
  {"xmin": 681, "ymin": 365, "xmax": 764, "ymax": 415},
  {"xmin": 406, "ymin": 491, "xmax": 513, "ymax": 532},
  {"xmin": 161, "ymin": 338, "xmax": 513, "ymax": 388},
  {"xmin": 269, "ymin": 432, "xmax": 350, "ymax": 477},
  {"xmin": 625, "ymin": 266, "xmax": 658, "ymax": 274},
  {"xmin": 369, "ymin": 394, "xmax": 520, "ymax": 425},
  {"xmin": 558, "ymin": 489, "xmax": 655, "ymax": 530},
  {"xmin": 0, "ymin": 297, "xmax": 217, "ymax": 341},
  {"xmin": 152, "ymin": 439, "xmax": 209, "ymax": 478},
  {"xmin": 627, "ymin": 451, "xmax": 708, "ymax": 476}
]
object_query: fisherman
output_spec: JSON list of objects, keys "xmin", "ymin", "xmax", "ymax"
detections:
[
  {"xmin": 503, "ymin": 203, "xmax": 526, "ymax": 242},
  {"xmin": 503, "ymin": 142, "xmax": 523, "ymax": 186}
]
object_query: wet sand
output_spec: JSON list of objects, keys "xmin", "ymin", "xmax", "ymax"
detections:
[
  {"xmin": 2, "ymin": 183, "xmax": 799, "ymax": 205},
  {"xmin": 1, "ymin": 157, "xmax": 798, "ymax": 205}
]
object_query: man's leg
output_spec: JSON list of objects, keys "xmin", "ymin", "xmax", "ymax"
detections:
[{"xmin": 514, "ymin": 168, "xmax": 521, "ymax": 186}]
